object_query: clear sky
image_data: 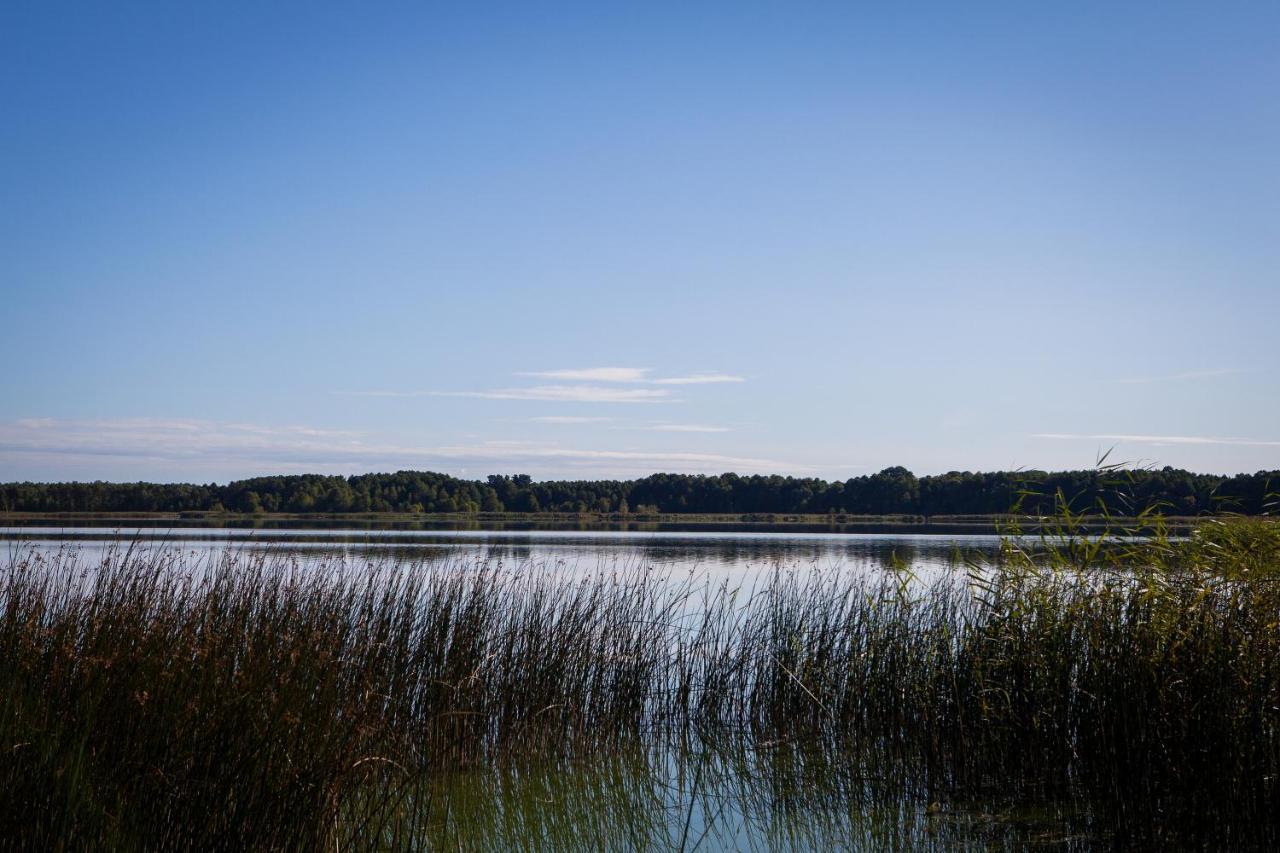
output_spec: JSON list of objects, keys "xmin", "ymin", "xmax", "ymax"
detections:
[{"xmin": 2, "ymin": 1, "xmax": 1278, "ymax": 483}]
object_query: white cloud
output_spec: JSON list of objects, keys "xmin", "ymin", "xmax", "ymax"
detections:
[
  {"xmin": 530, "ymin": 416, "xmax": 613, "ymax": 424},
  {"xmin": 1116, "ymin": 368, "xmax": 1242, "ymax": 384},
  {"xmin": 518, "ymin": 368, "xmax": 745, "ymax": 385},
  {"xmin": 336, "ymin": 369, "xmax": 745, "ymax": 405},
  {"xmin": 439, "ymin": 385, "xmax": 672, "ymax": 403},
  {"xmin": 222, "ymin": 423, "xmax": 361, "ymax": 438},
  {"xmin": 0, "ymin": 418, "xmax": 371, "ymax": 463},
  {"xmin": 649, "ymin": 374, "xmax": 745, "ymax": 385},
  {"xmin": 529, "ymin": 418, "xmax": 730, "ymax": 432},
  {"xmin": 0, "ymin": 418, "xmax": 802, "ymax": 479},
  {"xmin": 429, "ymin": 443, "xmax": 795, "ymax": 471},
  {"xmin": 518, "ymin": 367, "xmax": 650, "ymax": 382},
  {"xmin": 1033, "ymin": 433, "xmax": 1280, "ymax": 447},
  {"xmin": 632, "ymin": 424, "xmax": 732, "ymax": 433}
]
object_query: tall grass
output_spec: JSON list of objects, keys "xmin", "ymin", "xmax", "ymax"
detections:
[{"xmin": 2, "ymin": 515, "xmax": 1278, "ymax": 848}]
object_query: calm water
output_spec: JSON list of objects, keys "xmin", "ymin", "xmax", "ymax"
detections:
[
  {"xmin": 1, "ymin": 522, "xmax": 1003, "ymax": 583},
  {"xmin": 415, "ymin": 745, "xmax": 1105, "ymax": 852}
]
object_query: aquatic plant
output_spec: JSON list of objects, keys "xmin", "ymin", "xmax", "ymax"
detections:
[{"xmin": 0, "ymin": 513, "xmax": 1277, "ymax": 849}]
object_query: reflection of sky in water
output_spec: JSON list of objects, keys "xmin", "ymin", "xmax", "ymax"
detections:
[
  {"xmin": 3, "ymin": 527, "xmax": 1003, "ymax": 581},
  {"xmin": 422, "ymin": 745, "xmax": 1102, "ymax": 852}
]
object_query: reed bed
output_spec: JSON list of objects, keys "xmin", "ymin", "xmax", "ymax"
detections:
[{"xmin": 1, "ymin": 518, "xmax": 1278, "ymax": 849}]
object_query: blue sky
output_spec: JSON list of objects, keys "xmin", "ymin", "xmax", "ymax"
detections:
[{"xmin": 2, "ymin": 1, "xmax": 1277, "ymax": 482}]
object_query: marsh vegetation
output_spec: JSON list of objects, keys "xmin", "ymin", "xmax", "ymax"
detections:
[{"xmin": 1, "ymin": 510, "xmax": 1278, "ymax": 849}]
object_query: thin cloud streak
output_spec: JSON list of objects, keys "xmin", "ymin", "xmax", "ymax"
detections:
[
  {"xmin": 335, "ymin": 386, "xmax": 673, "ymax": 403},
  {"xmin": 624, "ymin": 424, "xmax": 732, "ymax": 433},
  {"xmin": 1116, "ymin": 368, "xmax": 1242, "ymax": 384},
  {"xmin": 432, "ymin": 443, "xmax": 795, "ymax": 470},
  {"xmin": 518, "ymin": 368, "xmax": 649, "ymax": 382},
  {"xmin": 649, "ymin": 374, "xmax": 745, "ymax": 385},
  {"xmin": 336, "ymin": 369, "xmax": 744, "ymax": 404},
  {"xmin": 519, "ymin": 367, "xmax": 745, "ymax": 385},
  {"xmin": 0, "ymin": 418, "xmax": 801, "ymax": 477},
  {"xmin": 530, "ymin": 416, "xmax": 613, "ymax": 424},
  {"xmin": 439, "ymin": 385, "xmax": 672, "ymax": 403},
  {"xmin": 1034, "ymin": 432, "xmax": 1280, "ymax": 447}
]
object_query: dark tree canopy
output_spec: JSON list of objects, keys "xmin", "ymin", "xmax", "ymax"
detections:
[{"xmin": 0, "ymin": 466, "xmax": 1275, "ymax": 516}]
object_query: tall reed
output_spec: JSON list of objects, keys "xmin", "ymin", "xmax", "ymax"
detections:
[{"xmin": 1, "ymin": 515, "xmax": 1277, "ymax": 848}]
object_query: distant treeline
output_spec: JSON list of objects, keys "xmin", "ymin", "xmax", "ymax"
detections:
[{"xmin": 1, "ymin": 467, "xmax": 1276, "ymax": 517}]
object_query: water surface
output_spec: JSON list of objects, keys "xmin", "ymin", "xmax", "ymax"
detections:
[{"xmin": 2, "ymin": 522, "xmax": 1002, "ymax": 582}]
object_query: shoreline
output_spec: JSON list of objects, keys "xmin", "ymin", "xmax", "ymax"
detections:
[{"xmin": 0, "ymin": 509, "xmax": 1235, "ymax": 535}]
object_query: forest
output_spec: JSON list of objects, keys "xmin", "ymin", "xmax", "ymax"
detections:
[{"xmin": 1, "ymin": 466, "xmax": 1274, "ymax": 516}]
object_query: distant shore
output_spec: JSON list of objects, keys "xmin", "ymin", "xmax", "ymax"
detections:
[{"xmin": 0, "ymin": 509, "xmax": 1230, "ymax": 535}]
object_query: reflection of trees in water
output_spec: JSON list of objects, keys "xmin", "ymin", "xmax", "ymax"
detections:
[
  {"xmin": 6, "ymin": 530, "xmax": 1000, "ymax": 589},
  {"xmin": 8, "ymin": 532, "xmax": 997, "ymax": 590},
  {"xmin": 5, "ymin": 523, "xmax": 1001, "ymax": 578},
  {"xmin": 233, "ymin": 537, "xmax": 990, "ymax": 575}
]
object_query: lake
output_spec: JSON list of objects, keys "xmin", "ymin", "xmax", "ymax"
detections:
[{"xmin": 1, "ymin": 522, "xmax": 1003, "ymax": 584}]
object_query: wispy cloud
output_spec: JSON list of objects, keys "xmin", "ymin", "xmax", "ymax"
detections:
[
  {"xmin": 518, "ymin": 367, "xmax": 745, "ymax": 385},
  {"xmin": 530, "ymin": 416, "xmax": 613, "ymax": 424},
  {"xmin": 518, "ymin": 367, "xmax": 649, "ymax": 382},
  {"xmin": 531, "ymin": 418, "xmax": 730, "ymax": 432},
  {"xmin": 222, "ymin": 423, "xmax": 361, "ymax": 438},
  {"xmin": 1116, "ymin": 368, "xmax": 1242, "ymax": 384},
  {"xmin": 1034, "ymin": 432, "xmax": 1280, "ymax": 447},
  {"xmin": 0, "ymin": 418, "xmax": 303, "ymax": 466},
  {"xmin": 440, "ymin": 385, "xmax": 672, "ymax": 403},
  {"xmin": 649, "ymin": 374, "xmax": 745, "ymax": 385},
  {"xmin": 336, "ymin": 368, "xmax": 745, "ymax": 405},
  {"xmin": 625, "ymin": 424, "xmax": 732, "ymax": 433},
  {"xmin": 431, "ymin": 442, "xmax": 796, "ymax": 471},
  {"xmin": 0, "ymin": 418, "xmax": 800, "ymax": 478},
  {"xmin": 336, "ymin": 386, "xmax": 672, "ymax": 403}
]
